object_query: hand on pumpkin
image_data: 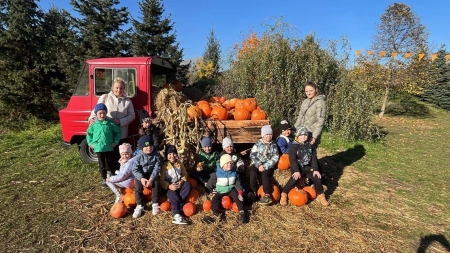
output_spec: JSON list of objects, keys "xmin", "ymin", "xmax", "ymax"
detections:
[
  {"xmin": 313, "ymin": 171, "xmax": 321, "ymax": 179},
  {"xmin": 292, "ymin": 172, "xmax": 301, "ymax": 180}
]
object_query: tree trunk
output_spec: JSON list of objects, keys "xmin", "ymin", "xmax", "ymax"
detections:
[{"xmin": 379, "ymin": 85, "xmax": 390, "ymax": 118}]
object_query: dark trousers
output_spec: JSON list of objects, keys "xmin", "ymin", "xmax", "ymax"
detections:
[
  {"xmin": 97, "ymin": 151, "xmax": 115, "ymax": 179},
  {"xmin": 166, "ymin": 182, "xmax": 192, "ymax": 215},
  {"xmin": 249, "ymin": 165, "xmax": 273, "ymax": 194},
  {"xmin": 134, "ymin": 177, "xmax": 160, "ymax": 205},
  {"xmin": 282, "ymin": 170, "xmax": 324, "ymax": 195},
  {"xmin": 189, "ymin": 169, "xmax": 213, "ymax": 187},
  {"xmin": 111, "ymin": 139, "xmax": 126, "ymax": 173},
  {"xmin": 211, "ymin": 189, "xmax": 243, "ymax": 214}
]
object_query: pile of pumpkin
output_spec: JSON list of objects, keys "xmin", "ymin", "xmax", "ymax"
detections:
[{"xmin": 187, "ymin": 97, "xmax": 268, "ymax": 121}]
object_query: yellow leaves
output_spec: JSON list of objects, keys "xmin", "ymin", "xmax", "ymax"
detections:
[{"xmin": 195, "ymin": 58, "xmax": 216, "ymax": 78}]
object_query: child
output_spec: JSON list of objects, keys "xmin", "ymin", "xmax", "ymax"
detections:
[
  {"xmin": 280, "ymin": 126, "xmax": 329, "ymax": 206},
  {"xmin": 190, "ymin": 137, "xmax": 219, "ymax": 189},
  {"xmin": 106, "ymin": 143, "xmax": 135, "ymax": 203},
  {"xmin": 135, "ymin": 110, "xmax": 161, "ymax": 155},
  {"xmin": 203, "ymin": 154, "xmax": 247, "ymax": 224},
  {"xmin": 219, "ymin": 137, "xmax": 245, "ymax": 172},
  {"xmin": 131, "ymin": 135, "xmax": 161, "ymax": 218},
  {"xmin": 159, "ymin": 145, "xmax": 192, "ymax": 225},
  {"xmin": 249, "ymin": 125, "xmax": 279, "ymax": 205},
  {"xmin": 276, "ymin": 120, "xmax": 294, "ymax": 154},
  {"xmin": 86, "ymin": 103, "xmax": 122, "ymax": 186}
]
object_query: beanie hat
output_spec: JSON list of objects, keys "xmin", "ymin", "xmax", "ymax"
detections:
[
  {"xmin": 201, "ymin": 137, "xmax": 212, "ymax": 148},
  {"xmin": 279, "ymin": 120, "xmax": 291, "ymax": 131},
  {"xmin": 165, "ymin": 145, "xmax": 177, "ymax": 157},
  {"xmin": 295, "ymin": 126, "xmax": 309, "ymax": 137},
  {"xmin": 94, "ymin": 103, "xmax": 107, "ymax": 114},
  {"xmin": 138, "ymin": 135, "xmax": 153, "ymax": 149},
  {"xmin": 138, "ymin": 109, "xmax": 150, "ymax": 123},
  {"xmin": 119, "ymin": 143, "xmax": 132, "ymax": 154},
  {"xmin": 261, "ymin": 125, "xmax": 273, "ymax": 137},
  {"xmin": 219, "ymin": 154, "xmax": 233, "ymax": 168},
  {"xmin": 222, "ymin": 137, "xmax": 233, "ymax": 149}
]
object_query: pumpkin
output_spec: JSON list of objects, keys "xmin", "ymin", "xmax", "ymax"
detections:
[
  {"xmin": 278, "ymin": 154, "xmax": 290, "ymax": 170},
  {"xmin": 143, "ymin": 187, "xmax": 151, "ymax": 195},
  {"xmin": 288, "ymin": 188, "xmax": 308, "ymax": 206},
  {"xmin": 172, "ymin": 81, "xmax": 183, "ymax": 92},
  {"xmin": 232, "ymin": 202, "xmax": 239, "ymax": 213},
  {"xmin": 221, "ymin": 196, "xmax": 233, "ymax": 210},
  {"xmin": 234, "ymin": 99, "xmax": 245, "ymax": 110},
  {"xmin": 243, "ymin": 98, "xmax": 257, "ymax": 112},
  {"xmin": 251, "ymin": 106, "xmax": 267, "ymax": 120},
  {"xmin": 197, "ymin": 103, "xmax": 212, "ymax": 119},
  {"xmin": 203, "ymin": 200, "xmax": 212, "ymax": 212},
  {"xmin": 110, "ymin": 202, "xmax": 128, "ymax": 218},
  {"xmin": 160, "ymin": 200, "xmax": 171, "ymax": 212},
  {"xmin": 209, "ymin": 96, "xmax": 220, "ymax": 103},
  {"xmin": 227, "ymin": 110, "xmax": 234, "ymax": 120},
  {"xmin": 183, "ymin": 203, "xmax": 196, "ymax": 217},
  {"xmin": 222, "ymin": 100, "xmax": 231, "ymax": 110},
  {"xmin": 302, "ymin": 186, "xmax": 317, "ymax": 200},
  {"xmin": 162, "ymin": 82, "xmax": 175, "ymax": 90},
  {"xmin": 228, "ymin": 98, "xmax": 238, "ymax": 109},
  {"xmin": 257, "ymin": 185, "xmax": 281, "ymax": 202},
  {"xmin": 186, "ymin": 177, "xmax": 198, "ymax": 189},
  {"xmin": 186, "ymin": 188, "xmax": 199, "ymax": 203},
  {"xmin": 219, "ymin": 96, "xmax": 226, "ymax": 104},
  {"xmin": 210, "ymin": 106, "xmax": 228, "ymax": 120},
  {"xmin": 196, "ymin": 100, "xmax": 209, "ymax": 105},
  {"xmin": 233, "ymin": 108, "xmax": 251, "ymax": 120},
  {"xmin": 187, "ymin": 106, "xmax": 201, "ymax": 120},
  {"xmin": 158, "ymin": 195, "xmax": 168, "ymax": 204},
  {"xmin": 123, "ymin": 192, "xmax": 137, "ymax": 208}
]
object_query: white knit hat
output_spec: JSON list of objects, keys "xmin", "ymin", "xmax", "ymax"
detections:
[
  {"xmin": 119, "ymin": 143, "xmax": 132, "ymax": 154},
  {"xmin": 261, "ymin": 125, "xmax": 273, "ymax": 137},
  {"xmin": 222, "ymin": 137, "xmax": 233, "ymax": 149},
  {"xmin": 219, "ymin": 154, "xmax": 233, "ymax": 168}
]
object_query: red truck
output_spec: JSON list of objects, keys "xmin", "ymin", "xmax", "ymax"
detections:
[{"xmin": 59, "ymin": 57, "xmax": 269, "ymax": 163}]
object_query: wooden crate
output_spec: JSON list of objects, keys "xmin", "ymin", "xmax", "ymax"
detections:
[{"xmin": 202, "ymin": 120, "xmax": 270, "ymax": 144}]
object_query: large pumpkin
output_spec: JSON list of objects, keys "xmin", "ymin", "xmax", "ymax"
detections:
[
  {"xmin": 186, "ymin": 188, "xmax": 199, "ymax": 203},
  {"xmin": 186, "ymin": 177, "xmax": 198, "ymax": 189},
  {"xmin": 234, "ymin": 99, "xmax": 245, "ymax": 110},
  {"xmin": 243, "ymin": 98, "xmax": 257, "ymax": 112},
  {"xmin": 210, "ymin": 106, "xmax": 228, "ymax": 120},
  {"xmin": 302, "ymin": 186, "xmax": 317, "ymax": 200},
  {"xmin": 233, "ymin": 108, "xmax": 251, "ymax": 120},
  {"xmin": 110, "ymin": 202, "xmax": 128, "ymax": 219},
  {"xmin": 197, "ymin": 103, "xmax": 212, "ymax": 119},
  {"xmin": 183, "ymin": 203, "xmax": 197, "ymax": 217},
  {"xmin": 251, "ymin": 106, "xmax": 267, "ymax": 120},
  {"xmin": 221, "ymin": 196, "xmax": 233, "ymax": 210},
  {"xmin": 257, "ymin": 185, "xmax": 281, "ymax": 202},
  {"xmin": 228, "ymin": 98, "xmax": 238, "ymax": 109},
  {"xmin": 123, "ymin": 192, "xmax": 137, "ymax": 208},
  {"xmin": 160, "ymin": 200, "xmax": 171, "ymax": 212},
  {"xmin": 278, "ymin": 154, "xmax": 290, "ymax": 170},
  {"xmin": 288, "ymin": 188, "xmax": 308, "ymax": 206},
  {"xmin": 187, "ymin": 106, "xmax": 201, "ymax": 120},
  {"xmin": 203, "ymin": 199, "xmax": 212, "ymax": 212}
]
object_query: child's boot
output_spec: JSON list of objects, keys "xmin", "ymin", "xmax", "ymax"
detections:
[
  {"xmin": 132, "ymin": 205, "xmax": 144, "ymax": 218},
  {"xmin": 280, "ymin": 192, "xmax": 288, "ymax": 206},
  {"xmin": 238, "ymin": 211, "xmax": 247, "ymax": 224},
  {"xmin": 317, "ymin": 193, "xmax": 329, "ymax": 206}
]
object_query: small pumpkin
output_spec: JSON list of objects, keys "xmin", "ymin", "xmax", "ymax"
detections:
[
  {"xmin": 243, "ymin": 98, "xmax": 257, "ymax": 112},
  {"xmin": 219, "ymin": 96, "xmax": 226, "ymax": 104},
  {"xmin": 221, "ymin": 196, "xmax": 233, "ymax": 210},
  {"xmin": 257, "ymin": 185, "xmax": 281, "ymax": 202},
  {"xmin": 251, "ymin": 106, "xmax": 267, "ymax": 120},
  {"xmin": 183, "ymin": 202, "xmax": 196, "ymax": 217},
  {"xmin": 232, "ymin": 202, "xmax": 239, "ymax": 213},
  {"xmin": 288, "ymin": 188, "xmax": 308, "ymax": 206},
  {"xmin": 209, "ymin": 96, "xmax": 220, "ymax": 103},
  {"xmin": 186, "ymin": 177, "xmax": 198, "ymax": 189},
  {"xmin": 162, "ymin": 82, "xmax": 175, "ymax": 90},
  {"xmin": 278, "ymin": 154, "xmax": 290, "ymax": 170},
  {"xmin": 160, "ymin": 200, "xmax": 171, "ymax": 212},
  {"xmin": 172, "ymin": 80, "xmax": 183, "ymax": 92},
  {"xmin": 228, "ymin": 98, "xmax": 238, "ymax": 108},
  {"xmin": 123, "ymin": 192, "xmax": 137, "ymax": 208},
  {"xmin": 302, "ymin": 186, "xmax": 317, "ymax": 200},
  {"xmin": 210, "ymin": 106, "xmax": 228, "ymax": 120},
  {"xmin": 233, "ymin": 108, "xmax": 251, "ymax": 120},
  {"xmin": 234, "ymin": 99, "xmax": 245, "ymax": 110},
  {"xmin": 197, "ymin": 103, "xmax": 212, "ymax": 119},
  {"xmin": 187, "ymin": 105, "xmax": 201, "ymax": 120},
  {"xmin": 110, "ymin": 202, "xmax": 128, "ymax": 218},
  {"xmin": 186, "ymin": 188, "xmax": 199, "ymax": 203},
  {"xmin": 203, "ymin": 199, "xmax": 212, "ymax": 212}
]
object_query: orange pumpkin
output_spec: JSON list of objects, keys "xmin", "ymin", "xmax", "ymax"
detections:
[
  {"xmin": 243, "ymin": 98, "xmax": 257, "ymax": 112},
  {"xmin": 221, "ymin": 196, "xmax": 233, "ymax": 210},
  {"xmin": 187, "ymin": 106, "xmax": 201, "ymax": 120},
  {"xmin": 278, "ymin": 154, "xmax": 290, "ymax": 170},
  {"xmin": 196, "ymin": 100, "xmax": 209, "ymax": 105},
  {"xmin": 162, "ymin": 82, "xmax": 175, "ymax": 90},
  {"xmin": 143, "ymin": 187, "xmax": 151, "ymax": 195},
  {"xmin": 227, "ymin": 110, "xmax": 234, "ymax": 120},
  {"xmin": 228, "ymin": 98, "xmax": 238, "ymax": 108},
  {"xmin": 110, "ymin": 202, "xmax": 128, "ymax": 218},
  {"xmin": 288, "ymin": 188, "xmax": 308, "ymax": 206},
  {"xmin": 158, "ymin": 195, "xmax": 168, "ymax": 204},
  {"xmin": 123, "ymin": 192, "xmax": 137, "ymax": 208},
  {"xmin": 160, "ymin": 201, "xmax": 171, "ymax": 212},
  {"xmin": 183, "ymin": 203, "xmax": 196, "ymax": 217},
  {"xmin": 209, "ymin": 96, "xmax": 220, "ymax": 103},
  {"xmin": 210, "ymin": 106, "xmax": 228, "ymax": 120},
  {"xmin": 233, "ymin": 108, "xmax": 251, "ymax": 120},
  {"xmin": 302, "ymin": 186, "xmax": 317, "ymax": 200},
  {"xmin": 197, "ymin": 103, "xmax": 212, "ymax": 119},
  {"xmin": 186, "ymin": 177, "xmax": 198, "ymax": 189},
  {"xmin": 187, "ymin": 188, "xmax": 199, "ymax": 203},
  {"xmin": 234, "ymin": 99, "xmax": 245, "ymax": 110},
  {"xmin": 251, "ymin": 106, "xmax": 267, "ymax": 120},
  {"xmin": 203, "ymin": 200, "xmax": 212, "ymax": 212},
  {"xmin": 257, "ymin": 185, "xmax": 281, "ymax": 202},
  {"xmin": 219, "ymin": 96, "xmax": 226, "ymax": 104},
  {"xmin": 172, "ymin": 81, "xmax": 183, "ymax": 92},
  {"xmin": 232, "ymin": 202, "xmax": 239, "ymax": 213}
]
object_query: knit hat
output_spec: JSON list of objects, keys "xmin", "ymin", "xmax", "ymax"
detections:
[
  {"xmin": 222, "ymin": 137, "xmax": 233, "ymax": 149},
  {"xmin": 219, "ymin": 154, "xmax": 233, "ymax": 168},
  {"xmin": 201, "ymin": 137, "xmax": 212, "ymax": 148},
  {"xmin": 138, "ymin": 135, "xmax": 153, "ymax": 149},
  {"xmin": 165, "ymin": 145, "xmax": 177, "ymax": 157},
  {"xmin": 94, "ymin": 103, "xmax": 107, "ymax": 114},
  {"xmin": 119, "ymin": 143, "xmax": 132, "ymax": 154},
  {"xmin": 279, "ymin": 120, "xmax": 291, "ymax": 131},
  {"xmin": 261, "ymin": 125, "xmax": 273, "ymax": 137},
  {"xmin": 138, "ymin": 109, "xmax": 150, "ymax": 123},
  {"xmin": 295, "ymin": 126, "xmax": 309, "ymax": 137}
]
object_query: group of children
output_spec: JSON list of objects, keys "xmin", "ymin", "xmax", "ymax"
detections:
[{"xmin": 87, "ymin": 103, "xmax": 329, "ymax": 225}]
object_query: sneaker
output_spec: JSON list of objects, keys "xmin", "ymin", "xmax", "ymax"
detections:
[
  {"xmin": 102, "ymin": 179, "xmax": 107, "ymax": 187},
  {"xmin": 172, "ymin": 214, "xmax": 188, "ymax": 225},
  {"xmin": 202, "ymin": 215, "xmax": 216, "ymax": 224},
  {"xmin": 132, "ymin": 205, "xmax": 144, "ymax": 218},
  {"xmin": 152, "ymin": 203, "xmax": 160, "ymax": 215},
  {"xmin": 238, "ymin": 211, "xmax": 247, "ymax": 224},
  {"xmin": 209, "ymin": 189, "xmax": 217, "ymax": 198},
  {"xmin": 259, "ymin": 195, "xmax": 273, "ymax": 206}
]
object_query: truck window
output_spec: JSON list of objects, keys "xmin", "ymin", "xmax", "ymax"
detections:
[
  {"xmin": 73, "ymin": 63, "xmax": 89, "ymax": 96},
  {"xmin": 94, "ymin": 68, "xmax": 137, "ymax": 98},
  {"xmin": 151, "ymin": 64, "xmax": 175, "ymax": 88}
]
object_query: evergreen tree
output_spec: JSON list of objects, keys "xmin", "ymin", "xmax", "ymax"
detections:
[
  {"xmin": 421, "ymin": 46, "xmax": 450, "ymax": 110},
  {"xmin": 202, "ymin": 29, "xmax": 221, "ymax": 77},
  {"xmin": 70, "ymin": 0, "xmax": 130, "ymax": 60},
  {"xmin": 130, "ymin": 0, "xmax": 189, "ymax": 83}
]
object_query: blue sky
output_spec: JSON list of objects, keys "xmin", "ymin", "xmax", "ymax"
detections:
[{"xmin": 39, "ymin": 0, "xmax": 450, "ymax": 61}]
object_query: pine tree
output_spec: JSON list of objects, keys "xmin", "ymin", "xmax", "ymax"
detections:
[
  {"xmin": 202, "ymin": 29, "xmax": 221, "ymax": 78},
  {"xmin": 421, "ymin": 47, "xmax": 450, "ymax": 110}
]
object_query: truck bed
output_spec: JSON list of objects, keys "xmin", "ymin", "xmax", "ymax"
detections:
[{"xmin": 203, "ymin": 120, "xmax": 270, "ymax": 144}]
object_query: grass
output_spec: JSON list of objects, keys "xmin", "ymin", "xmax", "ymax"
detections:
[{"xmin": 0, "ymin": 99, "xmax": 449, "ymax": 252}]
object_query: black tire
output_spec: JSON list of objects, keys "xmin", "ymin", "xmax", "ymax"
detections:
[{"xmin": 79, "ymin": 139, "xmax": 98, "ymax": 163}]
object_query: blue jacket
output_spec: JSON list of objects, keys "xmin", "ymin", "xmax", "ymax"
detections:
[
  {"xmin": 276, "ymin": 135, "xmax": 294, "ymax": 154},
  {"xmin": 250, "ymin": 139, "xmax": 279, "ymax": 170},
  {"xmin": 206, "ymin": 163, "xmax": 243, "ymax": 194},
  {"xmin": 132, "ymin": 149, "xmax": 161, "ymax": 181},
  {"xmin": 109, "ymin": 157, "xmax": 136, "ymax": 188}
]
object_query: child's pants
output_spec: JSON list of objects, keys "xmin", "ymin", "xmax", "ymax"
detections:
[
  {"xmin": 211, "ymin": 189, "xmax": 244, "ymax": 214},
  {"xmin": 282, "ymin": 170, "xmax": 324, "ymax": 195},
  {"xmin": 134, "ymin": 177, "xmax": 160, "ymax": 205},
  {"xmin": 249, "ymin": 165, "xmax": 273, "ymax": 194},
  {"xmin": 97, "ymin": 151, "xmax": 115, "ymax": 179},
  {"xmin": 189, "ymin": 169, "xmax": 213, "ymax": 187},
  {"xmin": 166, "ymin": 182, "xmax": 192, "ymax": 215}
]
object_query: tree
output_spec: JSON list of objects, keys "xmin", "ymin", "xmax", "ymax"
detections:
[
  {"xmin": 371, "ymin": 2, "xmax": 428, "ymax": 118},
  {"xmin": 130, "ymin": 0, "xmax": 188, "ymax": 83},
  {"xmin": 421, "ymin": 46, "xmax": 450, "ymax": 110},
  {"xmin": 202, "ymin": 29, "xmax": 221, "ymax": 78}
]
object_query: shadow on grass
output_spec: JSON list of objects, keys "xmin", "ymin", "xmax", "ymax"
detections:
[
  {"xmin": 320, "ymin": 144, "xmax": 366, "ymax": 197},
  {"xmin": 385, "ymin": 98, "xmax": 432, "ymax": 118},
  {"xmin": 417, "ymin": 234, "xmax": 450, "ymax": 253}
]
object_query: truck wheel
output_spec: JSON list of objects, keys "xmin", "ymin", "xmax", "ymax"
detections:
[{"xmin": 79, "ymin": 139, "xmax": 98, "ymax": 163}]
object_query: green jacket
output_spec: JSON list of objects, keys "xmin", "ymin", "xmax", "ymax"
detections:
[
  {"xmin": 198, "ymin": 150, "xmax": 219, "ymax": 173},
  {"xmin": 86, "ymin": 119, "xmax": 122, "ymax": 152}
]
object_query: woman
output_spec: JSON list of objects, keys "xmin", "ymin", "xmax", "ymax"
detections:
[{"xmin": 89, "ymin": 77, "xmax": 135, "ymax": 173}]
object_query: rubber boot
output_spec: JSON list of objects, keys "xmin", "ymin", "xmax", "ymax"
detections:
[{"xmin": 280, "ymin": 192, "xmax": 288, "ymax": 206}]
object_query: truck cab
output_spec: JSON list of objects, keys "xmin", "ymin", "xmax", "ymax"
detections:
[{"xmin": 59, "ymin": 57, "xmax": 175, "ymax": 163}]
